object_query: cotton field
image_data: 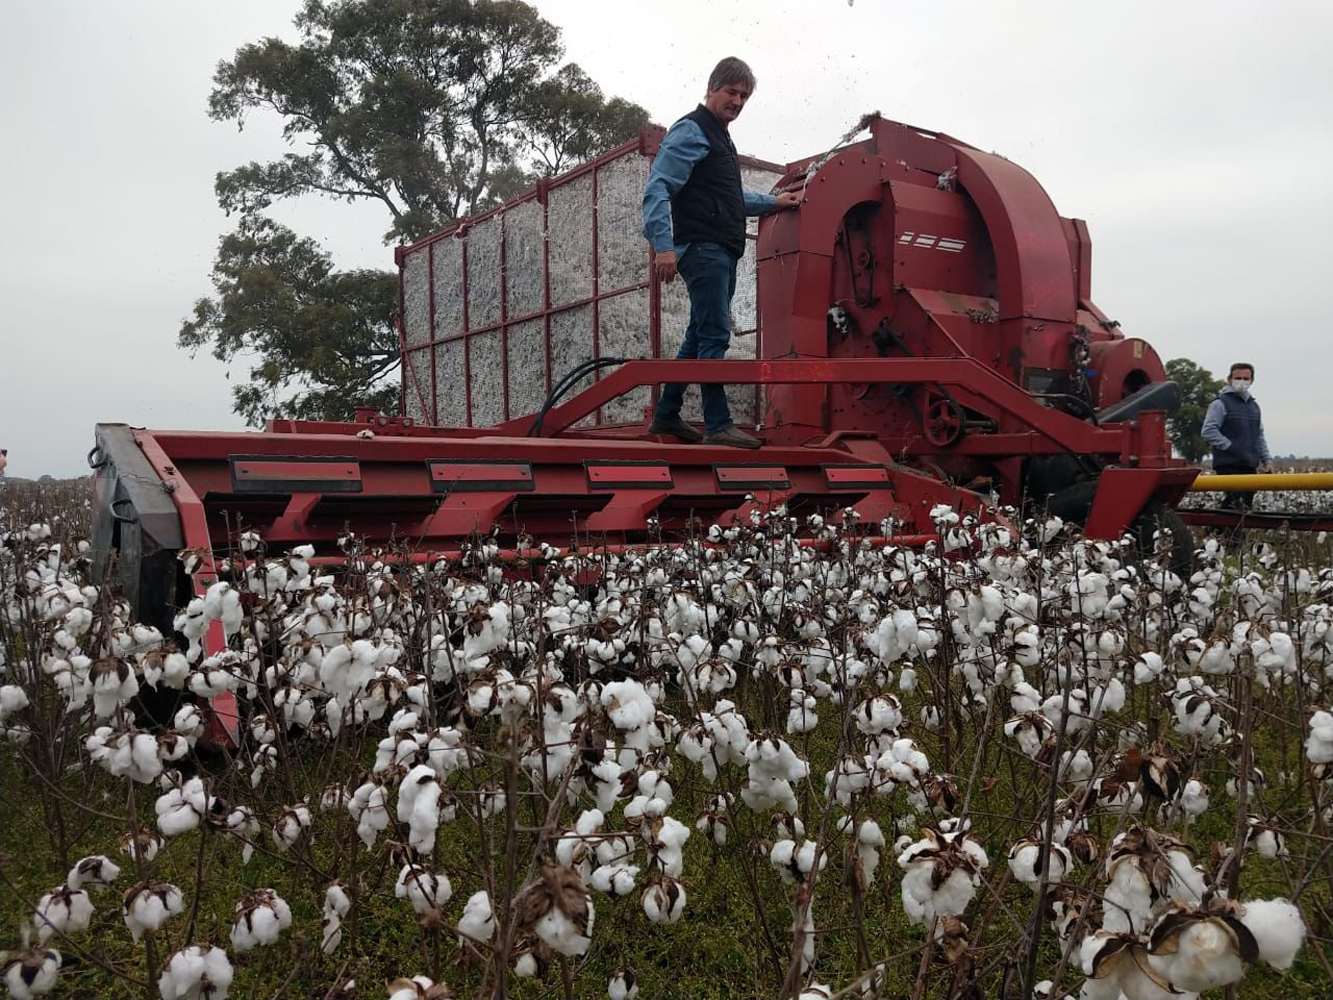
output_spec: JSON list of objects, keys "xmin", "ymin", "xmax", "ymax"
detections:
[{"xmin": 1, "ymin": 480, "xmax": 1331, "ymax": 998}]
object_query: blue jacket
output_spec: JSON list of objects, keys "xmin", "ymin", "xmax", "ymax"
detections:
[
  {"xmin": 1202, "ymin": 385, "xmax": 1270, "ymax": 468},
  {"xmin": 642, "ymin": 117, "xmax": 778, "ymax": 260}
]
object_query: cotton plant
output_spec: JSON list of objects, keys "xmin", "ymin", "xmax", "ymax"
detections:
[{"xmin": 6, "ymin": 492, "xmax": 1333, "ymax": 998}]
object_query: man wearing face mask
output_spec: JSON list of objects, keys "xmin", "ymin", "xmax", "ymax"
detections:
[{"xmin": 1201, "ymin": 362, "xmax": 1274, "ymax": 516}]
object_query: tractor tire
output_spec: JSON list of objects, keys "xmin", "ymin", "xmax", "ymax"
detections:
[{"xmin": 1044, "ymin": 480, "xmax": 1195, "ymax": 578}]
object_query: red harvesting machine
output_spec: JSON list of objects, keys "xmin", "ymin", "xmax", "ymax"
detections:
[{"xmin": 92, "ymin": 116, "xmax": 1203, "ymax": 687}]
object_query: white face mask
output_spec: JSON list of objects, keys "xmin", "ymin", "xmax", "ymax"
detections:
[{"xmin": 1231, "ymin": 377, "xmax": 1252, "ymax": 396}]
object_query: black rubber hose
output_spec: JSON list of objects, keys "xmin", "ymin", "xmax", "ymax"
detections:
[
  {"xmin": 527, "ymin": 357, "xmax": 628, "ymax": 436},
  {"xmin": 527, "ymin": 359, "xmax": 604, "ymax": 437}
]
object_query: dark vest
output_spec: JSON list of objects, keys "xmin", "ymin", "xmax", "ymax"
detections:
[
  {"xmin": 669, "ymin": 105, "xmax": 747, "ymax": 258},
  {"xmin": 1212, "ymin": 391, "xmax": 1263, "ymax": 469}
]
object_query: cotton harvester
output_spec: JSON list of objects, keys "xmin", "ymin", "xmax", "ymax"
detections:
[{"xmin": 93, "ymin": 115, "xmax": 1319, "ymax": 742}]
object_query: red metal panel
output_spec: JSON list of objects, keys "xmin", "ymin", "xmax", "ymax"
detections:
[
  {"xmin": 715, "ymin": 464, "xmax": 791, "ymax": 491},
  {"xmin": 585, "ymin": 460, "xmax": 674, "ymax": 490},
  {"xmin": 823, "ymin": 464, "xmax": 890, "ymax": 489},
  {"xmin": 230, "ymin": 456, "xmax": 362, "ymax": 493},
  {"xmin": 428, "ymin": 460, "xmax": 535, "ymax": 493},
  {"xmin": 1084, "ymin": 467, "xmax": 1198, "ymax": 539}
]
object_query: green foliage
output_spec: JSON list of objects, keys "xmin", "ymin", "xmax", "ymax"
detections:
[
  {"xmin": 188, "ymin": 0, "xmax": 649, "ymax": 424},
  {"xmin": 1165, "ymin": 357, "xmax": 1224, "ymax": 464},
  {"xmin": 179, "ymin": 216, "xmax": 399, "ymax": 426}
]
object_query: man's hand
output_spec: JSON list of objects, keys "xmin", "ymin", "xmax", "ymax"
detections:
[
  {"xmin": 654, "ymin": 249, "xmax": 678, "ymax": 283},
  {"xmin": 775, "ymin": 191, "xmax": 801, "ymax": 210}
]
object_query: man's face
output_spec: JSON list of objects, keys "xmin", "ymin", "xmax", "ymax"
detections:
[
  {"xmin": 705, "ymin": 83, "xmax": 751, "ymax": 125},
  {"xmin": 1229, "ymin": 368, "xmax": 1254, "ymax": 388}
]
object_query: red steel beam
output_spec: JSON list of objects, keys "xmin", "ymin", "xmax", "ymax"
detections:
[{"xmin": 492, "ymin": 357, "xmax": 1162, "ymax": 463}]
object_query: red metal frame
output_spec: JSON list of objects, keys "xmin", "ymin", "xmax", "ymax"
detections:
[
  {"xmin": 132, "ymin": 430, "xmax": 239, "ymax": 748},
  {"xmin": 396, "ymin": 128, "xmax": 786, "ymax": 431}
]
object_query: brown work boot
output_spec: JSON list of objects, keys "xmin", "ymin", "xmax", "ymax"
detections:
[
  {"xmin": 648, "ymin": 416, "xmax": 704, "ymax": 443},
  {"xmin": 704, "ymin": 425, "xmax": 762, "ymax": 449}
]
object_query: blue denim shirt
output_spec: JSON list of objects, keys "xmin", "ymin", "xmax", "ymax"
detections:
[{"xmin": 642, "ymin": 118, "xmax": 779, "ymax": 260}]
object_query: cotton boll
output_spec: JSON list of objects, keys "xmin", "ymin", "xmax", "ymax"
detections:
[
  {"xmin": 229, "ymin": 889, "xmax": 292, "ymax": 952},
  {"xmin": 66, "ymin": 855, "xmax": 120, "ymax": 891},
  {"xmin": 1003, "ymin": 713, "xmax": 1052, "ymax": 759},
  {"xmin": 1134, "ymin": 652, "xmax": 1165, "ymax": 684},
  {"xmin": 1239, "ymin": 898, "xmax": 1306, "ymax": 970},
  {"xmin": 641, "ymin": 876, "xmax": 686, "ymax": 924},
  {"xmin": 0, "ymin": 684, "xmax": 30, "ymax": 723},
  {"xmin": 896, "ymin": 829, "xmax": 987, "ymax": 927},
  {"xmin": 1102, "ymin": 858, "xmax": 1154, "ymax": 934},
  {"xmin": 1010, "ymin": 682, "xmax": 1041, "ymax": 714},
  {"xmin": 395, "ymin": 864, "xmax": 452, "ymax": 914},
  {"xmin": 321, "ymin": 882, "xmax": 351, "ymax": 954},
  {"xmin": 155, "ymin": 777, "xmax": 211, "ymax": 837},
  {"xmin": 854, "ymin": 694, "xmax": 903, "ymax": 736},
  {"xmin": 397, "ymin": 764, "xmax": 443, "ymax": 855},
  {"xmin": 607, "ymin": 968, "xmax": 638, "ymax": 1000},
  {"xmin": 589, "ymin": 842, "xmax": 641, "ymax": 890},
  {"xmin": 532, "ymin": 872, "xmax": 594, "ymax": 958},
  {"xmin": 119, "ymin": 830, "xmax": 162, "ymax": 864},
  {"xmin": 1145, "ymin": 912, "xmax": 1247, "ymax": 993},
  {"xmin": 785, "ymin": 688, "xmax": 819, "ymax": 734},
  {"xmin": 89, "ymin": 657, "xmax": 139, "ymax": 718},
  {"xmin": 122, "ymin": 881, "xmax": 184, "ymax": 942},
  {"xmin": 32, "ymin": 886, "xmax": 94, "ymax": 943},
  {"xmin": 459, "ymin": 890, "xmax": 496, "ymax": 942},
  {"xmin": 769, "ymin": 839, "xmax": 816, "ymax": 885},
  {"xmin": 1306, "ymin": 710, "xmax": 1333, "ymax": 764},
  {"xmin": 2, "ymin": 948, "xmax": 63, "ymax": 998},
  {"xmin": 271, "ymin": 804, "xmax": 312, "ymax": 851},
  {"xmin": 1246, "ymin": 818, "xmax": 1288, "ymax": 859},
  {"xmin": 387, "ymin": 976, "xmax": 440, "ymax": 1000},
  {"xmin": 157, "ymin": 945, "xmax": 233, "ymax": 1000},
  {"xmin": 1006, "ymin": 838, "xmax": 1071, "ymax": 890}
]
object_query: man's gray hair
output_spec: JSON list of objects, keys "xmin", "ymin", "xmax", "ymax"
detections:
[{"xmin": 708, "ymin": 57, "xmax": 756, "ymax": 93}]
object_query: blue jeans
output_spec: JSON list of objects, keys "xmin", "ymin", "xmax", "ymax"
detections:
[{"xmin": 654, "ymin": 242, "xmax": 738, "ymax": 433}]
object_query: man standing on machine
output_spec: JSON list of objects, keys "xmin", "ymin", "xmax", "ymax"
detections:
[{"xmin": 642, "ymin": 56, "xmax": 800, "ymax": 449}]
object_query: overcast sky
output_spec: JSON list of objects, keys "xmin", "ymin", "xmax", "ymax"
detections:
[{"xmin": 2, "ymin": 0, "xmax": 1330, "ymax": 477}]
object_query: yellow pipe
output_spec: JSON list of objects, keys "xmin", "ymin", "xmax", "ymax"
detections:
[{"xmin": 1188, "ymin": 472, "xmax": 1333, "ymax": 492}]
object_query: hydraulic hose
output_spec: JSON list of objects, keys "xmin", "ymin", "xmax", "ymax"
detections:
[{"xmin": 527, "ymin": 357, "xmax": 628, "ymax": 437}]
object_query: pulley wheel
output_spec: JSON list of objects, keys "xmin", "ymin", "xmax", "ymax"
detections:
[{"xmin": 923, "ymin": 398, "xmax": 965, "ymax": 447}]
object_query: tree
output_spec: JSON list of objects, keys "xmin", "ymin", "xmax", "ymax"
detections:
[
  {"xmin": 1164, "ymin": 357, "xmax": 1223, "ymax": 463},
  {"xmin": 185, "ymin": 0, "xmax": 649, "ymax": 425},
  {"xmin": 179, "ymin": 216, "xmax": 399, "ymax": 425}
]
